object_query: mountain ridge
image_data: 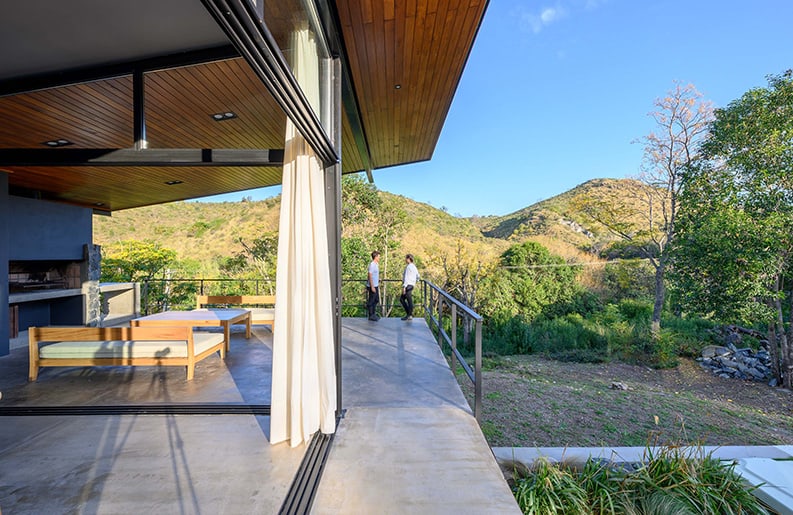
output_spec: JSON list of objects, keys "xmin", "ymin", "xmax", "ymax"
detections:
[{"xmin": 94, "ymin": 177, "xmax": 641, "ymax": 272}]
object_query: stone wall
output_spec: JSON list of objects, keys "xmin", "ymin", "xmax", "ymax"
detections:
[{"xmin": 83, "ymin": 244, "xmax": 101, "ymax": 327}]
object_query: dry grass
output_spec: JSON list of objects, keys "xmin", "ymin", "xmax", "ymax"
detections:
[{"xmin": 459, "ymin": 355, "xmax": 793, "ymax": 448}]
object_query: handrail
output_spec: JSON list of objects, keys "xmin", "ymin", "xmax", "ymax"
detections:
[
  {"xmin": 421, "ymin": 279, "xmax": 483, "ymax": 421},
  {"xmin": 421, "ymin": 279, "xmax": 483, "ymax": 321}
]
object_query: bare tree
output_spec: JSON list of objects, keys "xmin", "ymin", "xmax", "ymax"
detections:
[{"xmin": 580, "ymin": 83, "xmax": 713, "ymax": 336}]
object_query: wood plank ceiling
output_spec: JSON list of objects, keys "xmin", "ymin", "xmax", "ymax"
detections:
[
  {"xmin": 0, "ymin": 58, "xmax": 365, "ymax": 210},
  {"xmin": 0, "ymin": 1, "xmax": 487, "ymax": 210},
  {"xmin": 335, "ymin": 0, "xmax": 488, "ymax": 169}
]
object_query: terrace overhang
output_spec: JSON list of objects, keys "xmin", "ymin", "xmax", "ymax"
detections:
[{"xmin": 0, "ymin": 0, "xmax": 488, "ymax": 211}]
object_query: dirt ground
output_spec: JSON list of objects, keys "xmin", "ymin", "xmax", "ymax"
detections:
[{"xmin": 458, "ymin": 356, "xmax": 793, "ymax": 448}]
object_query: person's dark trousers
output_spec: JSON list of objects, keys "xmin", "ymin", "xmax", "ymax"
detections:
[
  {"xmin": 400, "ymin": 285, "xmax": 414, "ymax": 317},
  {"xmin": 367, "ymin": 286, "xmax": 380, "ymax": 319}
]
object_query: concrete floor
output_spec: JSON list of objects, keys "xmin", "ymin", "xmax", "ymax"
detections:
[
  {"xmin": 0, "ymin": 319, "xmax": 519, "ymax": 514},
  {"xmin": 0, "ymin": 326, "xmax": 307, "ymax": 514},
  {"xmin": 313, "ymin": 318, "xmax": 519, "ymax": 514}
]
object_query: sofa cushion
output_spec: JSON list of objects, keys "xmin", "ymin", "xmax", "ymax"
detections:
[
  {"xmin": 248, "ymin": 307, "xmax": 274, "ymax": 320},
  {"xmin": 39, "ymin": 332, "xmax": 224, "ymax": 359}
]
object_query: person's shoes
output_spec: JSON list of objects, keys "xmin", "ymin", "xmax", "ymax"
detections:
[
  {"xmin": 368, "ymin": 316, "xmax": 378, "ymax": 321},
  {"xmin": 401, "ymin": 316, "xmax": 409, "ymax": 320},
  {"xmin": 406, "ymin": 315, "xmax": 413, "ymax": 320}
]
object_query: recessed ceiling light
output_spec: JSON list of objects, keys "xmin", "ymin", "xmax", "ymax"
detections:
[
  {"xmin": 211, "ymin": 111, "xmax": 237, "ymax": 121},
  {"xmin": 43, "ymin": 139, "xmax": 73, "ymax": 147},
  {"xmin": 165, "ymin": 180, "xmax": 183, "ymax": 186},
  {"xmin": 94, "ymin": 202, "xmax": 105, "ymax": 207},
  {"xmin": 394, "ymin": 84, "xmax": 402, "ymax": 89}
]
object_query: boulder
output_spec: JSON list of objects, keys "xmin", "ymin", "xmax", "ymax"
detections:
[{"xmin": 701, "ymin": 345, "xmax": 731, "ymax": 359}]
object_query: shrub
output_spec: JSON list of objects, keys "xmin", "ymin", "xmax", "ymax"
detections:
[
  {"xmin": 513, "ymin": 458, "xmax": 588, "ymax": 515},
  {"xmin": 512, "ymin": 447, "xmax": 770, "ymax": 515}
]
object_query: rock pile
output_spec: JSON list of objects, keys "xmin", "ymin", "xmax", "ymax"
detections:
[{"xmin": 697, "ymin": 343, "xmax": 775, "ymax": 386}]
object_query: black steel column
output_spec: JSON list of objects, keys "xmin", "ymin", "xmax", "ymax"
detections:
[
  {"xmin": 325, "ymin": 58, "xmax": 343, "ymax": 417},
  {"xmin": 133, "ymin": 69, "xmax": 147, "ymax": 150},
  {"xmin": 0, "ymin": 172, "xmax": 8, "ymax": 356}
]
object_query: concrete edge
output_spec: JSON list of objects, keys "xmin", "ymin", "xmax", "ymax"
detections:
[{"xmin": 492, "ymin": 445, "xmax": 793, "ymax": 466}]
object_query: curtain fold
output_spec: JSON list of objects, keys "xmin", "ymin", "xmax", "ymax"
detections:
[{"xmin": 270, "ymin": 26, "xmax": 336, "ymax": 447}]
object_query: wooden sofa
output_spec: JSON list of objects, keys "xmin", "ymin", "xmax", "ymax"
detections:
[
  {"xmin": 29, "ymin": 326, "xmax": 225, "ymax": 381},
  {"xmin": 196, "ymin": 295, "xmax": 275, "ymax": 333}
]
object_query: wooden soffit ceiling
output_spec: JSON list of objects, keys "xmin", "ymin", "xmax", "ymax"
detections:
[
  {"xmin": 0, "ymin": 56, "xmax": 368, "ymax": 210},
  {"xmin": 335, "ymin": 0, "xmax": 488, "ymax": 170}
]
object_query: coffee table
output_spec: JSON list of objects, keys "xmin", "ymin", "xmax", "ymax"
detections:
[{"xmin": 132, "ymin": 308, "xmax": 251, "ymax": 353}]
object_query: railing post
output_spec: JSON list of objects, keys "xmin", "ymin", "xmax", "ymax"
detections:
[
  {"xmin": 474, "ymin": 319, "xmax": 482, "ymax": 422},
  {"xmin": 200, "ymin": 279, "xmax": 205, "ymax": 295},
  {"xmin": 436, "ymin": 296, "xmax": 443, "ymax": 348},
  {"xmin": 422, "ymin": 280, "xmax": 427, "ymax": 317},
  {"xmin": 450, "ymin": 304, "xmax": 457, "ymax": 374}
]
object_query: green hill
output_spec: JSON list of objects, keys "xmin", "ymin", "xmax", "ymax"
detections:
[
  {"xmin": 94, "ymin": 190, "xmax": 504, "ymax": 275},
  {"xmin": 475, "ymin": 178, "xmax": 649, "ymax": 251},
  {"xmin": 94, "ymin": 178, "xmax": 646, "ymax": 274}
]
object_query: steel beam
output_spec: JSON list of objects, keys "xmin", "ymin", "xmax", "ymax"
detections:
[
  {"xmin": 133, "ymin": 70, "xmax": 148, "ymax": 150},
  {"xmin": 0, "ymin": 148, "xmax": 284, "ymax": 167}
]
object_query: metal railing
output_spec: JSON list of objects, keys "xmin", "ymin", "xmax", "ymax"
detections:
[{"xmin": 421, "ymin": 280, "xmax": 483, "ymax": 421}]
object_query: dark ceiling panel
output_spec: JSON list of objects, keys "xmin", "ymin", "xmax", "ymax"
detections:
[{"xmin": 0, "ymin": 0, "xmax": 229, "ymax": 81}]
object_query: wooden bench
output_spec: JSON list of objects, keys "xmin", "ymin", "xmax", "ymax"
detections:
[
  {"xmin": 28, "ymin": 326, "xmax": 225, "ymax": 381},
  {"xmin": 196, "ymin": 295, "xmax": 275, "ymax": 333}
]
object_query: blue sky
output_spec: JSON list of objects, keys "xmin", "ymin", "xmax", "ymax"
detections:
[{"xmin": 203, "ymin": 0, "xmax": 793, "ymax": 216}]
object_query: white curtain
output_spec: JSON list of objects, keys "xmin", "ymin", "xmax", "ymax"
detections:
[{"xmin": 270, "ymin": 26, "xmax": 337, "ymax": 447}]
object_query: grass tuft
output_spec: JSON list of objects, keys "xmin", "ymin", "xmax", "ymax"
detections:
[{"xmin": 512, "ymin": 444, "xmax": 771, "ymax": 515}]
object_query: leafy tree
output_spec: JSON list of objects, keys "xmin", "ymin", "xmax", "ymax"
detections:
[
  {"xmin": 578, "ymin": 83, "xmax": 713, "ymax": 336},
  {"xmin": 482, "ymin": 241, "xmax": 579, "ymax": 322},
  {"xmin": 215, "ymin": 234, "xmax": 278, "ymax": 294},
  {"xmin": 238, "ymin": 233, "xmax": 278, "ymax": 294},
  {"xmin": 101, "ymin": 240, "xmax": 176, "ymax": 283},
  {"xmin": 671, "ymin": 72, "xmax": 793, "ymax": 387},
  {"xmin": 101, "ymin": 240, "xmax": 179, "ymax": 313},
  {"xmin": 340, "ymin": 174, "xmax": 408, "ymax": 315}
]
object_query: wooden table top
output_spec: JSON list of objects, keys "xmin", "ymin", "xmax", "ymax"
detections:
[{"xmin": 133, "ymin": 309, "xmax": 250, "ymax": 323}]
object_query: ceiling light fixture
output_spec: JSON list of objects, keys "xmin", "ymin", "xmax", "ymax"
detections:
[
  {"xmin": 164, "ymin": 180, "xmax": 183, "ymax": 186},
  {"xmin": 43, "ymin": 139, "xmax": 74, "ymax": 147},
  {"xmin": 94, "ymin": 202, "xmax": 105, "ymax": 207},
  {"xmin": 211, "ymin": 111, "xmax": 237, "ymax": 121},
  {"xmin": 394, "ymin": 84, "xmax": 402, "ymax": 90}
]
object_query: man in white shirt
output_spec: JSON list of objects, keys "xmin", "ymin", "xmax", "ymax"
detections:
[
  {"xmin": 400, "ymin": 254, "xmax": 419, "ymax": 321},
  {"xmin": 366, "ymin": 251, "xmax": 381, "ymax": 321}
]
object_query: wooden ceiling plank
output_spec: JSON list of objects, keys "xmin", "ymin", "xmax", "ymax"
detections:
[
  {"xmin": 9, "ymin": 94, "xmax": 127, "ymax": 148},
  {"xmin": 423, "ymin": 2, "xmax": 482, "ymax": 159},
  {"xmin": 26, "ymin": 91, "xmax": 131, "ymax": 147}
]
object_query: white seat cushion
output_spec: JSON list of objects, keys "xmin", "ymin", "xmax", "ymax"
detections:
[
  {"xmin": 248, "ymin": 307, "xmax": 274, "ymax": 320},
  {"xmin": 40, "ymin": 332, "xmax": 224, "ymax": 359}
]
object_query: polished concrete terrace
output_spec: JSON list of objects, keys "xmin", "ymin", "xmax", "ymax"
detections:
[{"xmin": 0, "ymin": 318, "xmax": 518, "ymax": 513}]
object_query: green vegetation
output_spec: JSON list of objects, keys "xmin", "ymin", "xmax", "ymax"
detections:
[{"xmin": 511, "ymin": 447, "xmax": 769, "ymax": 515}]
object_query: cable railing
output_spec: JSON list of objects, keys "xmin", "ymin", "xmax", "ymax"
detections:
[{"xmin": 140, "ymin": 276, "xmax": 483, "ymax": 419}]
